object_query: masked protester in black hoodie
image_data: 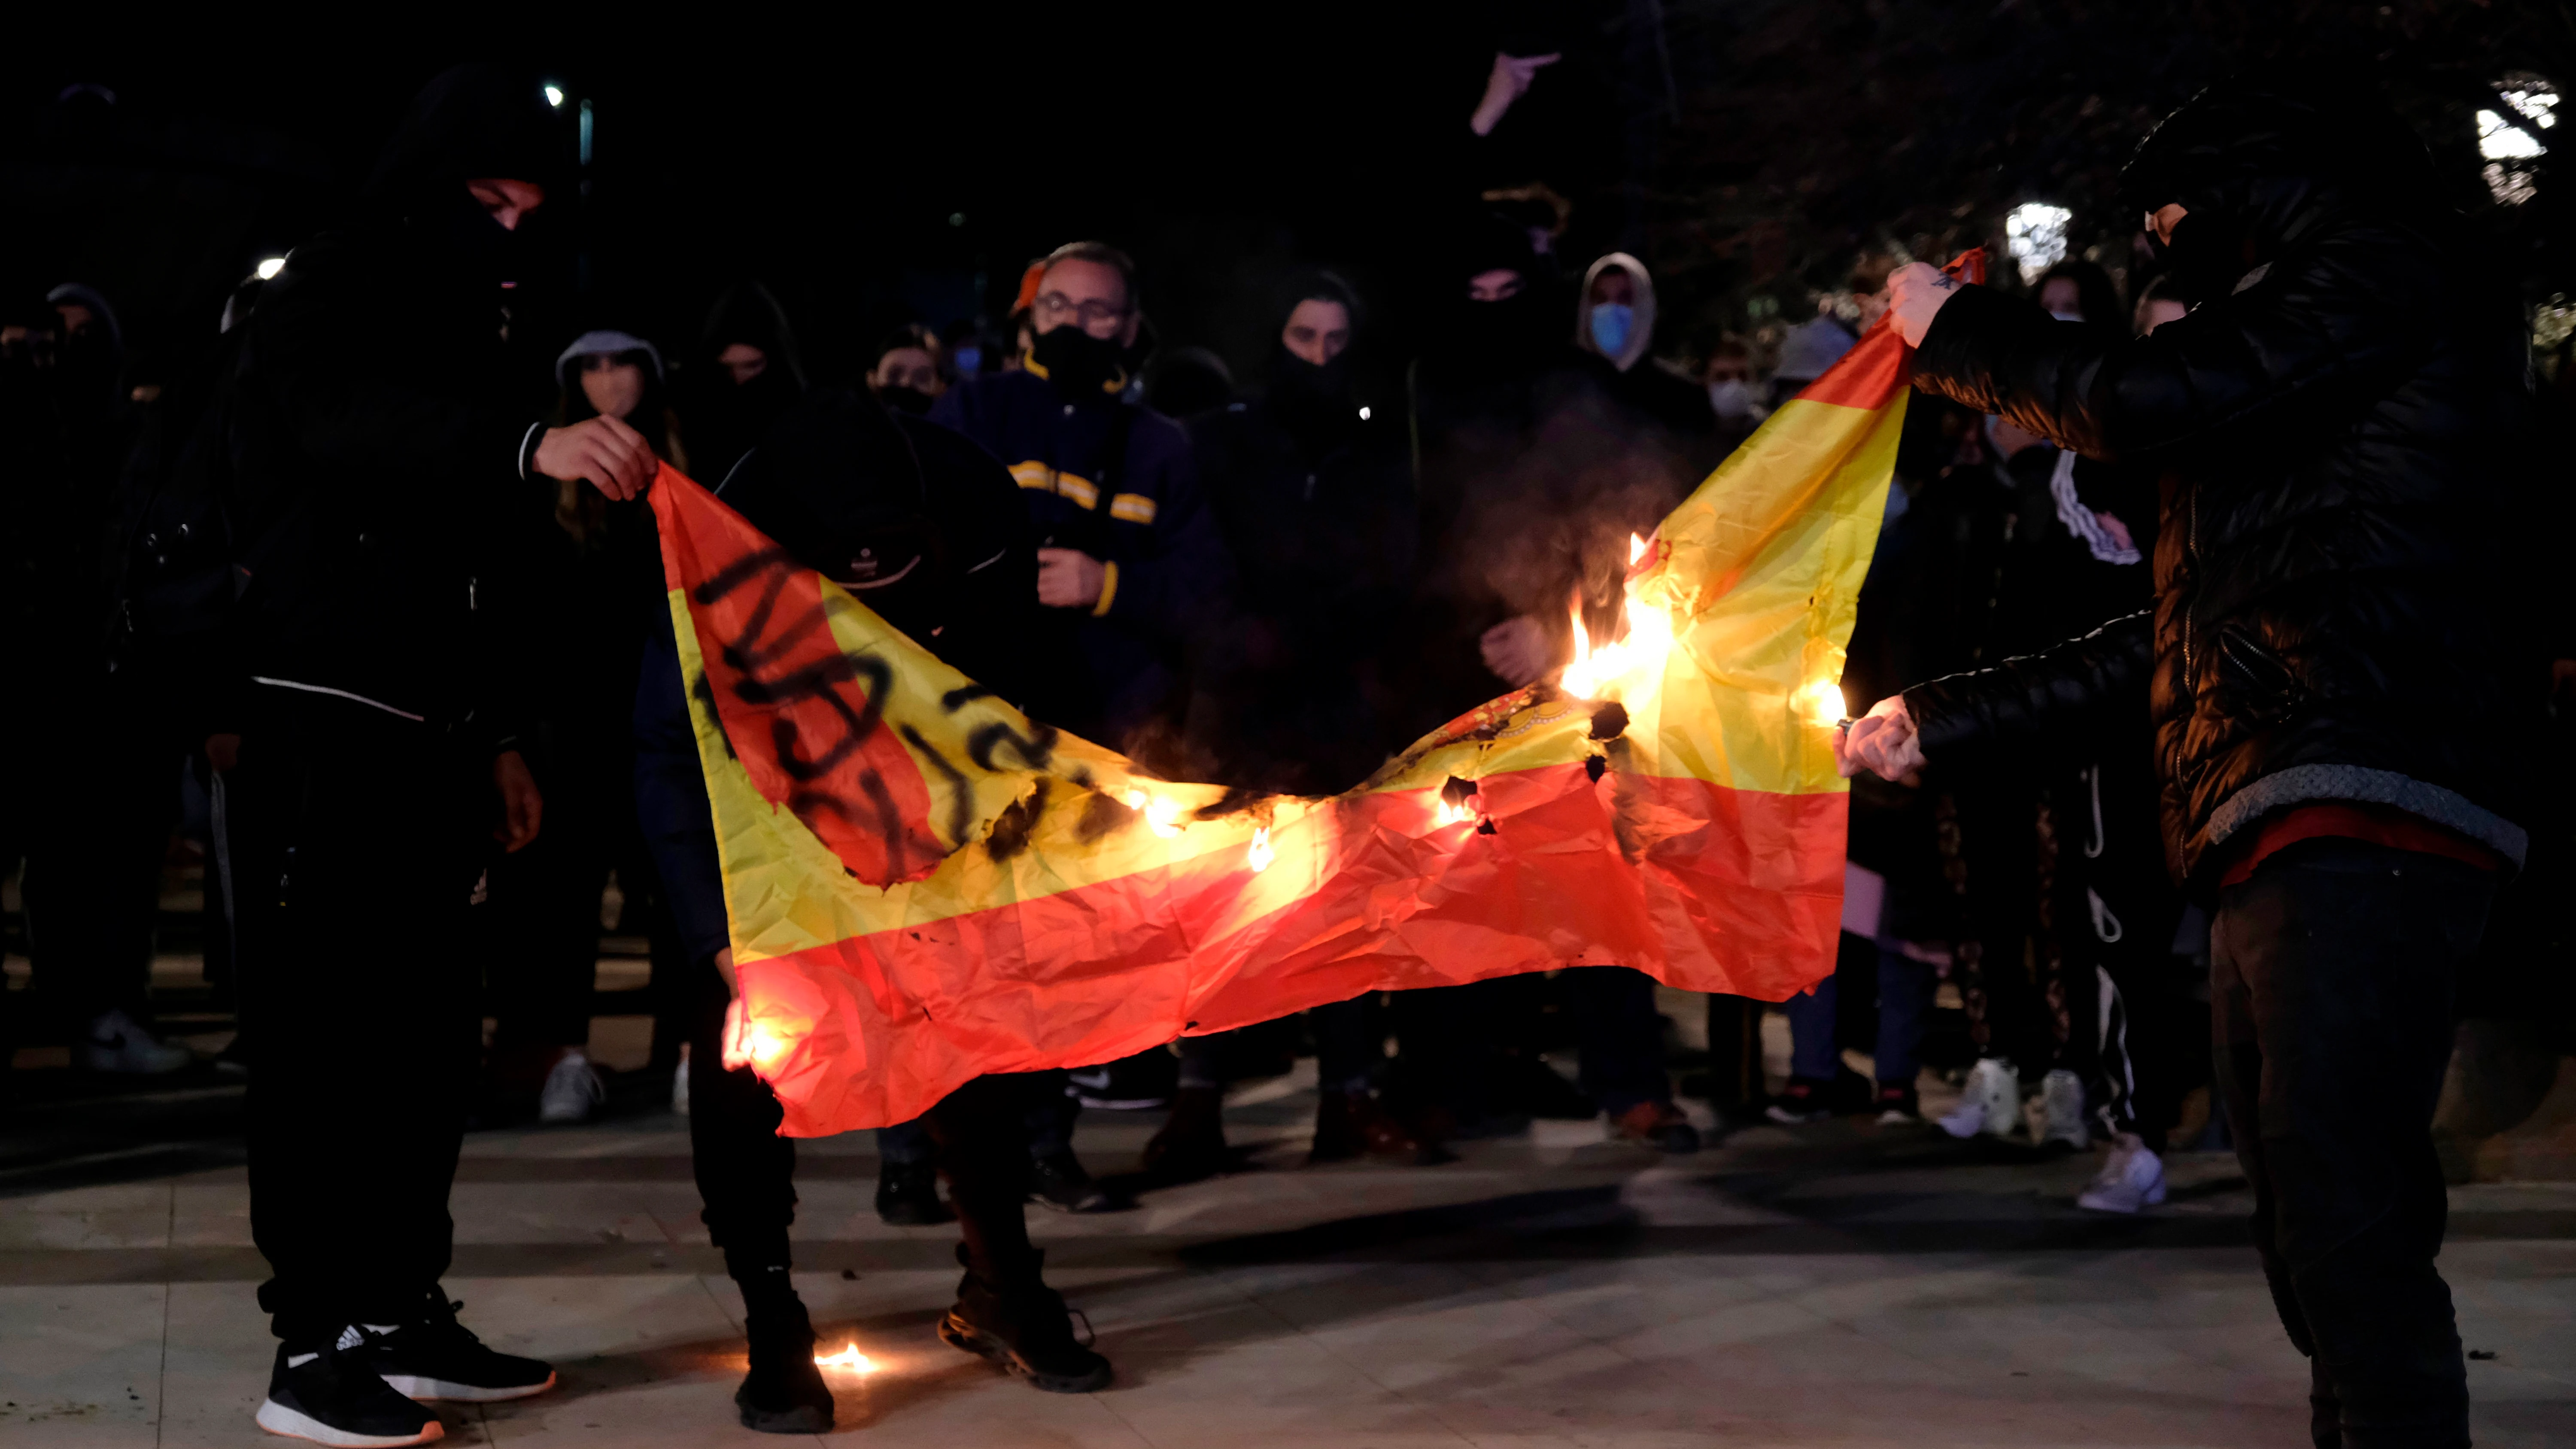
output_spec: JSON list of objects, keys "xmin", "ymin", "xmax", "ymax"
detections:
[
  {"xmin": 207, "ymin": 63, "xmax": 656, "ymax": 1449},
  {"xmin": 633, "ymin": 388, "xmax": 1111, "ymax": 1431},
  {"xmin": 1142, "ymin": 271, "xmax": 1434, "ymax": 1179},
  {"xmin": 1391, "ymin": 213, "xmax": 1704, "ymax": 1154},
  {"xmin": 1849, "ymin": 79, "xmax": 2536, "ymax": 1448},
  {"xmin": 680, "ymin": 281, "xmax": 807, "ymax": 484}
]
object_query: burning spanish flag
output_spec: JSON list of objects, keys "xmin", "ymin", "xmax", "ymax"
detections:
[{"xmin": 654, "ymin": 258, "xmax": 1961, "ymax": 1135}]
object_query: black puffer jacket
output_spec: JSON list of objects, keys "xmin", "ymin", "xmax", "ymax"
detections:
[{"xmin": 1902, "ymin": 81, "xmax": 2536, "ymax": 887}]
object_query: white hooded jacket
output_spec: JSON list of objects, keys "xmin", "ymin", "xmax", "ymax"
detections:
[{"xmin": 1573, "ymin": 252, "xmax": 1656, "ymax": 373}]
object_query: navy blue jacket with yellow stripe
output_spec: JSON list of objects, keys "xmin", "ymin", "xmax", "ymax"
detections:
[{"xmin": 929, "ymin": 365, "xmax": 1230, "ymax": 745}]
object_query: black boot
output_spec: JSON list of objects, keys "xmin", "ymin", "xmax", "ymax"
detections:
[
  {"xmin": 875, "ymin": 1158, "xmax": 954, "ymax": 1225},
  {"xmin": 735, "ymin": 1296, "xmax": 834, "ymax": 1433},
  {"xmin": 1139, "ymin": 1085, "xmax": 1230, "ymax": 1183},
  {"xmin": 938, "ymin": 1244, "xmax": 1112, "ymax": 1393},
  {"xmin": 1027, "ymin": 1150, "xmax": 1112, "ymax": 1213}
]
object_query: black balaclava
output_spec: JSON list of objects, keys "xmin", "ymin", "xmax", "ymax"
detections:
[
  {"xmin": 1266, "ymin": 268, "xmax": 1364, "ymax": 447},
  {"xmin": 363, "ymin": 63, "xmax": 566, "ymax": 283},
  {"xmin": 2120, "ymin": 74, "xmax": 2439, "ymax": 294},
  {"xmin": 46, "ymin": 282, "xmax": 122, "ymax": 413},
  {"xmin": 693, "ymin": 281, "xmax": 808, "ymax": 477},
  {"xmin": 1435, "ymin": 212, "xmax": 1560, "ymax": 374}
]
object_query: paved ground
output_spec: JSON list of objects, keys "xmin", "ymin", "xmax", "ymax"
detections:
[{"xmin": 4, "ymin": 1053, "xmax": 2573, "ymax": 1449}]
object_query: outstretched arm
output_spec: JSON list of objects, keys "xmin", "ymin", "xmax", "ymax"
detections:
[{"xmin": 1835, "ymin": 611, "xmax": 2154, "ymax": 781}]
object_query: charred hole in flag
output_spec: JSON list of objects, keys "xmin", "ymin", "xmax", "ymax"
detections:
[
  {"xmin": 1076, "ymin": 790, "xmax": 1131, "ymax": 843},
  {"xmin": 985, "ymin": 779, "xmax": 1051, "ymax": 861}
]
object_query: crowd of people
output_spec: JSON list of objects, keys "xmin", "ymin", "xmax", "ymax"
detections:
[{"xmin": 0, "ymin": 55, "xmax": 2551, "ymax": 1449}]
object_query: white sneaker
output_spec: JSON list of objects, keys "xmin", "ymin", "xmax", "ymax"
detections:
[
  {"xmin": 671, "ymin": 1044, "xmax": 691, "ymax": 1117},
  {"xmin": 2038, "ymin": 1069, "xmax": 2090, "ymax": 1150},
  {"xmin": 2077, "ymin": 1133, "xmax": 2168, "ymax": 1213},
  {"xmin": 74, "ymin": 1009, "xmax": 193, "ymax": 1074},
  {"xmin": 1938, "ymin": 1059, "xmax": 2019, "ymax": 1139},
  {"xmin": 538, "ymin": 1051, "xmax": 604, "ymax": 1124}
]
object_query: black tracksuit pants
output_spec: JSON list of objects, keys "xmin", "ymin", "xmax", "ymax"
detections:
[
  {"xmin": 2212, "ymin": 836, "xmax": 2494, "ymax": 1449},
  {"xmin": 686, "ymin": 961, "xmax": 1039, "ymax": 1288},
  {"xmin": 233, "ymin": 694, "xmax": 490, "ymax": 1343}
]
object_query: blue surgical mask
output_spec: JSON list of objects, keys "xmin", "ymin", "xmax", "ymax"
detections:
[
  {"xmin": 1589, "ymin": 302, "xmax": 1634, "ymax": 356},
  {"xmin": 952, "ymin": 344, "xmax": 983, "ymax": 375},
  {"xmin": 1706, "ymin": 378, "xmax": 1754, "ymax": 422}
]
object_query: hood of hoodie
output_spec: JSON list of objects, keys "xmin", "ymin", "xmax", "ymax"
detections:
[
  {"xmin": 45, "ymin": 281, "xmax": 124, "ymax": 408},
  {"xmin": 46, "ymin": 282, "xmax": 122, "ymax": 359},
  {"xmin": 360, "ymin": 63, "xmax": 565, "ymax": 285},
  {"xmin": 365, "ymin": 63, "xmax": 568, "ymax": 207},
  {"xmin": 1574, "ymin": 252, "xmax": 1656, "ymax": 373},
  {"xmin": 555, "ymin": 328, "xmax": 665, "ymax": 393},
  {"xmin": 699, "ymin": 280, "xmax": 808, "ymax": 392},
  {"xmin": 2119, "ymin": 77, "xmax": 2443, "ymax": 272}
]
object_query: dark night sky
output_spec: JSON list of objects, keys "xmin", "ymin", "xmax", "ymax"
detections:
[
  {"xmin": 1, "ymin": 6, "xmax": 1637, "ymax": 387},
  {"xmin": 7, "ymin": 5, "xmax": 2567, "ymax": 390}
]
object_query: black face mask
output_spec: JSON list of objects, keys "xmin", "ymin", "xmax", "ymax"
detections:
[
  {"xmin": 1030, "ymin": 325, "xmax": 1127, "ymax": 400},
  {"xmin": 1272, "ymin": 349, "xmax": 1348, "ymax": 401},
  {"xmin": 54, "ymin": 327, "xmax": 118, "ymax": 395},
  {"xmin": 2158, "ymin": 210, "xmax": 2253, "ymax": 299},
  {"xmin": 426, "ymin": 189, "xmax": 526, "ymax": 284},
  {"xmin": 877, "ymin": 384, "xmax": 935, "ymax": 416},
  {"xmin": 1445, "ymin": 288, "xmax": 1556, "ymax": 372},
  {"xmin": 1267, "ymin": 349, "xmax": 1353, "ymax": 443}
]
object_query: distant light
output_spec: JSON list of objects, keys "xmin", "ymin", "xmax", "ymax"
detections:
[
  {"xmin": 2479, "ymin": 109, "xmax": 2546, "ymax": 161},
  {"xmin": 1357, "ymin": 406, "xmax": 1371, "ymax": 420},
  {"xmin": 2501, "ymin": 87, "xmax": 2560, "ymax": 130},
  {"xmin": 2004, "ymin": 202, "xmax": 2073, "ymax": 286},
  {"xmin": 255, "ymin": 257, "xmax": 286, "ymax": 280},
  {"xmin": 543, "ymin": 84, "xmax": 565, "ymax": 109},
  {"xmin": 948, "ymin": 212, "xmax": 966, "ymax": 227}
]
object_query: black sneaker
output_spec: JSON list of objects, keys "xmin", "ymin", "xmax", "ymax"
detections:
[
  {"xmin": 1874, "ymin": 1084, "xmax": 1922, "ymax": 1124},
  {"xmin": 937, "ymin": 1245, "xmax": 1112, "ymax": 1393},
  {"xmin": 257, "ymin": 1338, "xmax": 443, "ymax": 1447},
  {"xmin": 1763, "ymin": 1077, "xmax": 1834, "ymax": 1124},
  {"xmin": 875, "ymin": 1159, "xmax": 954, "ymax": 1225},
  {"xmin": 736, "ymin": 1298, "xmax": 834, "ymax": 1434},
  {"xmin": 1066, "ymin": 1048, "xmax": 1176, "ymax": 1110},
  {"xmin": 358, "ymin": 1296, "xmax": 555, "ymax": 1403},
  {"xmin": 1027, "ymin": 1150, "xmax": 1112, "ymax": 1213}
]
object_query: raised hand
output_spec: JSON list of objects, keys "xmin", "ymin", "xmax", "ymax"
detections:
[{"xmin": 1470, "ymin": 51, "xmax": 1562, "ymax": 136}]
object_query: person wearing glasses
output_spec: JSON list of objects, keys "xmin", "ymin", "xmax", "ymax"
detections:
[{"xmin": 928, "ymin": 240, "xmax": 1233, "ymax": 1211}]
